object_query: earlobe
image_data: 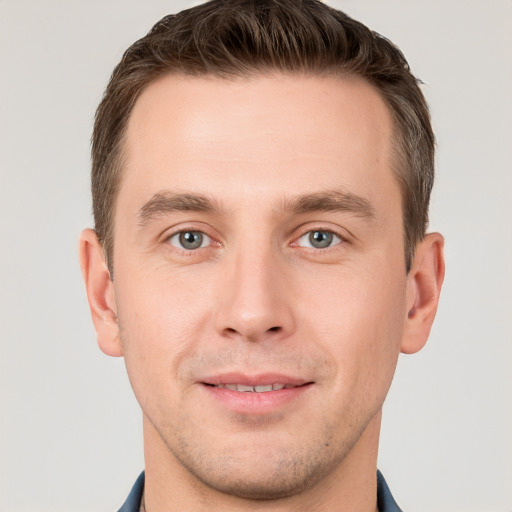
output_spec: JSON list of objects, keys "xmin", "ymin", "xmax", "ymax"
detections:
[
  {"xmin": 401, "ymin": 232, "xmax": 445, "ymax": 354},
  {"xmin": 79, "ymin": 228, "xmax": 123, "ymax": 357}
]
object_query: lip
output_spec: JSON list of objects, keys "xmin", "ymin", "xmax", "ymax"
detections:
[
  {"xmin": 200, "ymin": 373, "xmax": 314, "ymax": 415},
  {"xmin": 202, "ymin": 372, "xmax": 310, "ymax": 387}
]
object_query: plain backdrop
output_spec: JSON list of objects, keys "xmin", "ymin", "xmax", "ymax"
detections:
[{"xmin": 1, "ymin": 1, "xmax": 511, "ymax": 510}]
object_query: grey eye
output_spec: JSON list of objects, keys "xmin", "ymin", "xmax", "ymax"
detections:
[
  {"xmin": 169, "ymin": 231, "xmax": 211, "ymax": 250},
  {"xmin": 297, "ymin": 230, "xmax": 342, "ymax": 249}
]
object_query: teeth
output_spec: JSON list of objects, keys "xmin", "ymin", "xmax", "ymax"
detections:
[
  {"xmin": 254, "ymin": 385, "xmax": 273, "ymax": 392},
  {"xmin": 215, "ymin": 383, "xmax": 291, "ymax": 393},
  {"xmin": 237, "ymin": 384, "xmax": 255, "ymax": 392}
]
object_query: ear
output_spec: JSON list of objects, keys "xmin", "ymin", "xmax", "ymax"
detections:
[
  {"xmin": 79, "ymin": 229, "xmax": 123, "ymax": 357},
  {"xmin": 401, "ymin": 232, "xmax": 445, "ymax": 354}
]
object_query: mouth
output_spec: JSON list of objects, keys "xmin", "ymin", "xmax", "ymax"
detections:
[
  {"xmin": 200, "ymin": 374, "xmax": 313, "ymax": 413},
  {"xmin": 204, "ymin": 382, "xmax": 305, "ymax": 393}
]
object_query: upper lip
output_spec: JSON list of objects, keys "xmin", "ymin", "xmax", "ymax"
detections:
[{"xmin": 201, "ymin": 373, "xmax": 312, "ymax": 387}]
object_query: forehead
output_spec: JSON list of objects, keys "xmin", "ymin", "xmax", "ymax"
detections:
[{"xmin": 120, "ymin": 73, "xmax": 397, "ymax": 213}]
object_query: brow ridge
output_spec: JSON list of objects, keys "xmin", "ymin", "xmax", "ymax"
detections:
[
  {"xmin": 284, "ymin": 190, "xmax": 375, "ymax": 219},
  {"xmin": 137, "ymin": 191, "xmax": 218, "ymax": 226},
  {"xmin": 137, "ymin": 188, "xmax": 375, "ymax": 227}
]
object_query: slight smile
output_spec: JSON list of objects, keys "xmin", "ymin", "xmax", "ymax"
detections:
[
  {"xmin": 200, "ymin": 374, "xmax": 314, "ymax": 414},
  {"xmin": 206, "ymin": 383, "xmax": 299, "ymax": 392}
]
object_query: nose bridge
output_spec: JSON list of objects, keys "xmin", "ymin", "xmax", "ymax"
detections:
[{"xmin": 215, "ymin": 234, "xmax": 294, "ymax": 342}]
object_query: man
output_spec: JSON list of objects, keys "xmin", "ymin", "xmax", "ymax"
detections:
[{"xmin": 79, "ymin": 0, "xmax": 444, "ymax": 510}]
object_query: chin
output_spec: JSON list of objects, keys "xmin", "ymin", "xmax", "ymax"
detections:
[
  {"xmin": 191, "ymin": 456, "xmax": 328, "ymax": 500},
  {"xmin": 170, "ymin": 435, "xmax": 348, "ymax": 501}
]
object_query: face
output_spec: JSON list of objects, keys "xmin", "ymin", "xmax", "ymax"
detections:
[{"xmin": 110, "ymin": 74, "xmax": 411, "ymax": 498}]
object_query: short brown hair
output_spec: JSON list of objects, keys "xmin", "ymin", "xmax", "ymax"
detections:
[{"xmin": 92, "ymin": 0, "xmax": 434, "ymax": 274}]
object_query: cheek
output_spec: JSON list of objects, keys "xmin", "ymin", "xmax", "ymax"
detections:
[
  {"xmin": 298, "ymin": 261, "xmax": 407, "ymax": 395},
  {"xmin": 113, "ymin": 268, "xmax": 214, "ymax": 401},
  {"xmin": 117, "ymin": 262, "xmax": 213, "ymax": 337}
]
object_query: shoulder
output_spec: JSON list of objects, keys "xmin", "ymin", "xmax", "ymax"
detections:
[
  {"xmin": 117, "ymin": 471, "xmax": 145, "ymax": 512},
  {"xmin": 377, "ymin": 470, "xmax": 403, "ymax": 512}
]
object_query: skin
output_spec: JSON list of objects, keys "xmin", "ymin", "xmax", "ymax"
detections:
[{"xmin": 80, "ymin": 74, "xmax": 444, "ymax": 511}]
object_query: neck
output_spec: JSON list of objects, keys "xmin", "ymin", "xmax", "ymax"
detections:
[{"xmin": 142, "ymin": 411, "xmax": 382, "ymax": 512}]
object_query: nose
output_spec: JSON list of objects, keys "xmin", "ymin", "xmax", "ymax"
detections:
[{"xmin": 214, "ymin": 244, "xmax": 295, "ymax": 343}]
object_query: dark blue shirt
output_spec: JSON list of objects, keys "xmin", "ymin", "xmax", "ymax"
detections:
[{"xmin": 118, "ymin": 470, "xmax": 402, "ymax": 511}]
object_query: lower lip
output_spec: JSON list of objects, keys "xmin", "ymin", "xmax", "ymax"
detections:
[{"xmin": 202, "ymin": 384, "xmax": 313, "ymax": 414}]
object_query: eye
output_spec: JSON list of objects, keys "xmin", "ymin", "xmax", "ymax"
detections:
[
  {"xmin": 297, "ymin": 230, "xmax": 342, "ymax": 249},
  {"xmin": 168, "ymin": 230, "xmax": 211, "ymax": 250}
]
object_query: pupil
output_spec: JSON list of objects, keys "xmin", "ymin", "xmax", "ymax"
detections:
[
  {"xmin": 180, "ymin": 231, "xmax": 202, "ymax": 249},
  {"xmin": 310, "ymin": 231, "xmax": 332, "ymax": 248}
]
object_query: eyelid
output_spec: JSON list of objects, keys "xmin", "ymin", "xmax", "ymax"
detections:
[
  {"xmin": 297, "ymin": 230, "xmax": 342, "ymax": 248},
  {"xmin": 289, "ymin": 223, "xmax": 353, "ymax": 255},
  {"xmin": 161, "ymin": 223, "xmax": 221, "ymax": 249},
  {"xmin": 167, "ymin": 230, "xmax": 212, "ymax": 249},
  {"xmin": 292, "ymin": 222, "xmax": 349, "ymax": 242}
]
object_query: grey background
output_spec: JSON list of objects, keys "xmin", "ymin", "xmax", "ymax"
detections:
[{"xmin": 1, "ymin": 1, "xmax": 511, "ymax": 510}]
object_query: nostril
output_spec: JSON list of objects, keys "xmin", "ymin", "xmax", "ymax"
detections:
[{"xmin": 218, "ymin": 324, "xmax": 285, "ymax": 341}]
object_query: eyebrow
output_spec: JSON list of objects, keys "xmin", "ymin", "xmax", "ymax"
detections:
[
  {"xmin": 284, "ymin": 190, "xmax": 376, "ymax": 219},
  {"xmin": 137, "ymin": 192, "xmax": 219, "ymax": 226},
  {"xmin": 137, "ymin": 188, "xmax": 375, "ymax": 227}
]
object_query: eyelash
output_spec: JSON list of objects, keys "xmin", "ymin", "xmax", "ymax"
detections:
[
  {"xmin": 164, "ymin": 228, "xmax": 218, "ymax": 253},
  {"xmin": 295, "ymin": 229, "xmax": 343, "ymax": 250},
  {"xmin": 164, "ymin": 226, "xmax": 346, "ymax": 253}
]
